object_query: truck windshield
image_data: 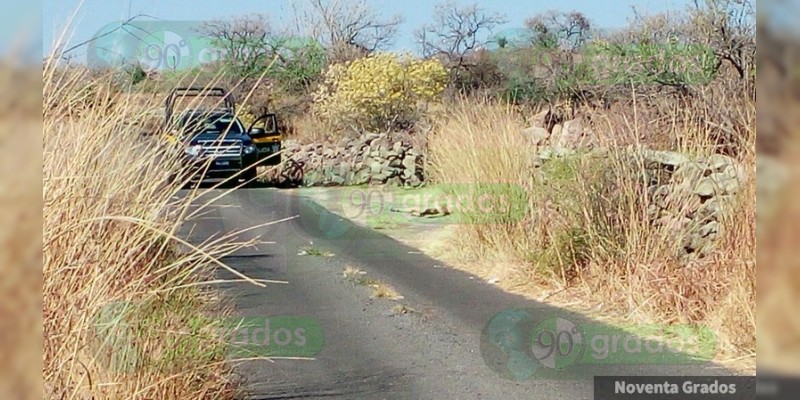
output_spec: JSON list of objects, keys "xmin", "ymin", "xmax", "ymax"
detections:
[{"xmin": 179, "ymin": 113, "xmax": 244, "ymax": 136}]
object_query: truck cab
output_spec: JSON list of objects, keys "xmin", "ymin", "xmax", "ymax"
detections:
[
  {"xmin": 174, "ymin": 110, "xmax": 259, "ymax": 184},
  {"xmin": 163, "ymin": 87, "xmax": 282, "ymax": 187}
]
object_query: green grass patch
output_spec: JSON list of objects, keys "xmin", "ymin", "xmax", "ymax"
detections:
[
  {"xmin": 297, "ymin": 246, "xmax": 335, "ymax": 257},
  {"xmin": 92, "ymin": 288, "xmax": 227, "ymax": 375}
]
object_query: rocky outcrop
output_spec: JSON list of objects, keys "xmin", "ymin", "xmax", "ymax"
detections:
[
  {"xmin": 523, "ymin": 108, "xmax": 594, "ymax": 150},
  {"xmin": 281, "ymin": 132, "xmax": 425, "ymax": 187}
]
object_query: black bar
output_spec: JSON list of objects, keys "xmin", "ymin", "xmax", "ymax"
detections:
[{"xmin": 757, "ymin": 373, "xmax": 800, "ymax": 400}]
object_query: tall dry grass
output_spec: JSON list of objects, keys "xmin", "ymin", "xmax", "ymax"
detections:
[
  {"xmin": 42, "ymin": 64, "xmax": 275, "ymax": 398},
  {"xmin": 0, "ymin": 65, "xmax": 41, "ymax": 399},
  {"xmin": 427, "ymin": 95, "xmax": 756, "ymax": 368},
  {"xmin": 757, "ymin": 154, "xmax": 800, "ymax": 373},
  {"xmin": 755, "ymin": 25, "xmax": 800, "ymax": 374},
  {"xmin": 427, "ymin": 100, "xmax": 534, "ymax": 259}
]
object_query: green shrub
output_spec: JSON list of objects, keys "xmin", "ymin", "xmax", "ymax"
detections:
[
  {"xmin": 267, "ymin": 42, "xmax": 326, "ymax": 93},
  {"xmin": 589, "ymin": 40, "xmax": 718, "ymax": 88}
]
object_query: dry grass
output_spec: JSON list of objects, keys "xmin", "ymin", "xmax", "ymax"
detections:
[
  {"xmin": 392, "ymin": 304, "xmax": 418, "ymax": 315},
  {"xmin": 427, "ymin": 99, "xmax": 535, "ymax": 259},
  {"xmin": 42, "ymin": 64, "xmax": 277, "ymax": 398},
  {"xmin": 751, "ymin": 29, "xmax": 800, "ymax": 375},
  {"xmin": 285, "ymin": 110, "xmax": 338, "ymax": 144},
  {"xmin": 427, "ymin": 95, "xmax": 756, "ymax": 370},
  {"xmin": 757, "ymin": 160, "xmax": 800, "ymax": 373},
  {"xmin": 578, "ymin": 91, "xmax": 754, "ymax": 368},
  {"xmin": 366, "ymin": 280, "xmax": 403, "ymax": 300},
  {"xmin": 0, "ymin": 65, "xmax": 41, "ymax": 400},
  {"xmin": 342, "ymin": 266, "xmax": 403, "ymax": 300}
]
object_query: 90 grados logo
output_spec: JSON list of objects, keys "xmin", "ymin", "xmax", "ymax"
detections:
[{"xmin": 480, "ymin": 309, "xmax": 717, "ymax": 380}]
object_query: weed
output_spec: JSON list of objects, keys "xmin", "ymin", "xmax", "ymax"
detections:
[
  {"xmin": 43, "ymin": 64, "xmax": 272, "ymax": 399},
  {"xmin": 298, "ymin": 246, "xmax": 335, "ymax": 257},
  {"xmin": 392, "ymin": 305, "xmax": 418, "ymax": 315}
]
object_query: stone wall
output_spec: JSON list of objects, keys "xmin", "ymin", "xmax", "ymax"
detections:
[
  {"xmin": 281, "ymin": 132, "xmax": 425, "ymax": 187},
  {"xmin": 641, "ymin": 149, "xmax": 749, "ymax": 260},
  {"xmin": 532, "ymin": 147, "xmax": 750, "ymax": 261},
  {"xmin": 282, "ymin": 123, "xmax": 750, "ymax": 260}
]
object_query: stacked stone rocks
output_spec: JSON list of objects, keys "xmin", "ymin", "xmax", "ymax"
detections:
[
  {"xmin": 532, "ymin": 147, "xmax": 750, "ymax": 261},
  {"xmin": 640, "ymin": 150, "xmax": 749, "ymax": 260},
  {"xmin": 282, "ymin": 132, "xmax": 424, "ymax": 187}
]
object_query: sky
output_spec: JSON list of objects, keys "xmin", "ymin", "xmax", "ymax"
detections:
[
  {"xmin": 43, "ymin": 0, "xmax": 688, "ymax": 65},
  {"xmin": 2, "ymin": 1, "xmax": 40, "ymax": 60}
]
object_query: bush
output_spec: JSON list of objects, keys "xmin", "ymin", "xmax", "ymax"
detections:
[
  {"xmin": 448, "ymin": 50, "xmax": 507, "ymax": 96},
  {"xmin": 313, "ymin": 53, "xmax": 448, "ymax": 131},
  {"xmin": 589, "ymin": 40, "xmax": 718, "ymax": 90},
  {"xmin": 267, "ymin": 41, "xmax": 326, "ymax": 94}
]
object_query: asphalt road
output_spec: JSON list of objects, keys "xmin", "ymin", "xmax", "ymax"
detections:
[{"xmin": 180, "ymin": 187, "xmax": 736, "ymax": 400}]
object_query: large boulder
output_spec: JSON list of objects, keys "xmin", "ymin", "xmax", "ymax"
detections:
[
  {"xmin": 529, "ymin": 108, "xmax": 551, "ymax": 128},
  {"xmin": 522, "ymin": 126, "xmax": 550, "ymax": 146},
  {"xmin": 550, "ymin": 118, "xmax": 586, "ymax": 149}
]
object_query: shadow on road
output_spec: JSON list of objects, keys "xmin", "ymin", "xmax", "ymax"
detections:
[
  {"xmin": 181, "ymin": 187, "xmax": 743, "ymax": 399},
  {"xmin": 277, "ymin": 188, "xmax": 736, "ymax": 381}
]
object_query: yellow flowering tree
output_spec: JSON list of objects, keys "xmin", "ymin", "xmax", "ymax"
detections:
[{"xmin": 314, "ymin": 53, "xmax": 448, "ymax": 131}]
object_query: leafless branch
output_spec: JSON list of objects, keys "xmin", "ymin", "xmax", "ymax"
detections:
[
  {"xmin": 201, "ymin": 15, "xmax": 289, "ymax": 78},
  {"xmin": 295, "ymin": 0, "xmax": 403, "ymax": 60},
  {"xmin": 414, "ymin": 1, "xmax": 507, "ymax": 69},
  {"xmin": 524, "ymin": 10, "xmax": 592, "ymax": 51}
]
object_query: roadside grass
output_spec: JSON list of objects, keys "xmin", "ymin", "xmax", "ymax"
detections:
[
  {"xmin": 427, "ymin": 96, "xmax": 756, "ymax": 369},
  {"xmin": 427, "ymin": 99, "xmax": 534, "ymax": 257},
  {"xmin": 42, "ymin": 64, "xmax": 279, "ymax": 398},
  {"xmin": 0, "ymin": 65, "xmax": 40, "ymax": 398},
  {"xmin": 91, "ymin": 286, "xmax": 227, "ymax": 377}
]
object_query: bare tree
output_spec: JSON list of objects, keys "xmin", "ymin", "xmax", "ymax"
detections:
[
  {"xmin": 415, "ymin": 1, "xmax": 507, "ymax": 69},
  {"xmin": 521, "ymin": 10, "xmax": 594, "ymax": 106},
  {"xmin": 201, "ymin": 15, "xmax": 278, "ymax": 79},
  {"xmin": 293, "ymin": 0, "xmax": 403, "ymax": 61},
  {"xmin": 687, "ymin": 0, "xmax": 755, "ymax": 81},
  {"xmin": 524, "ymin": 10, "xmax": 592, "ymax": 51},
  {"xmin": 617, "ymin": 9, "xmax": 686, "ymax": 44},
  {"xmin": 201, "ymin": 14, "xmax": 328, "ymax": 99}
]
